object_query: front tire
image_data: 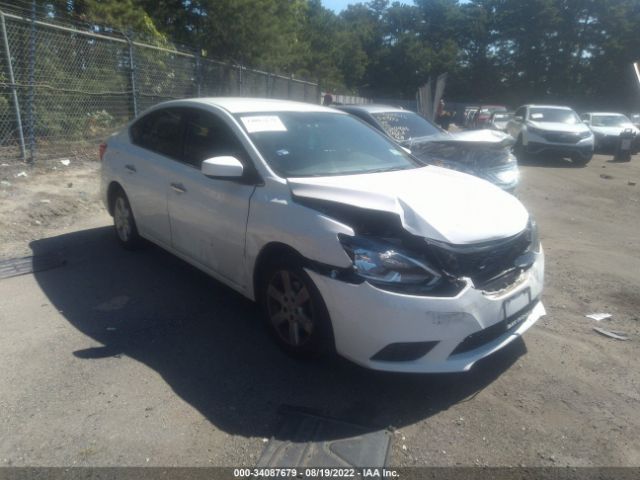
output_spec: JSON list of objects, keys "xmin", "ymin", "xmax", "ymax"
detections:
[
  {"xmin": 112, "ymin": 189, "xmax": 142, "ymax": 249},
  {"xmin": 513, "ymin": 134, "xmax": 527, "ymax": 161},
  {"xmin": 572, "ymin": 152, "xmax": 593, "ymax": 167},
  {"xmin": 258, "ymin": 256, "xmax": 334, "ymax": 358}
]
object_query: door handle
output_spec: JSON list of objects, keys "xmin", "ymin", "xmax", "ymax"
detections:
[
  {"xmin": 125, "ymin": 164, "xmax": 137, "ymax": 173},
  {"xmin": 170, "ymin": 182, "xmax": 186, "ymax": 194}
]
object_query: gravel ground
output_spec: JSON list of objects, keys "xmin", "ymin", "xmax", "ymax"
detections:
[{"xmin": 0, "ymin": 153, "xmax": 638, "ymax": 467}]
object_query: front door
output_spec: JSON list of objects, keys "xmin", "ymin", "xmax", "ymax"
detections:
[
  {"xmin": 124, "ymin": 107, "xmax": 187, "ymax": 245},
  {"xmin": 167, "ymin": 108, "xmax": 257, "ymax": 288}
]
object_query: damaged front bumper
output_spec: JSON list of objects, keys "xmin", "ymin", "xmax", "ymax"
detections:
[{"xmin": 306, "ymin": 249, "xmax": 545, "ymax": 373}]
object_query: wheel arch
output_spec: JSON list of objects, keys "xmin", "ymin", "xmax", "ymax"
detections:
[
  {"xmin": 252, "ymin": 242, "xmax": 305, "ymax": 302},
  {"xmin": 252, "ymin": 241, "xmax": 337, "ymax": 355},
  {"xmin": 106, "ymin": 181, "xmax": 126, "ymax": 216}
]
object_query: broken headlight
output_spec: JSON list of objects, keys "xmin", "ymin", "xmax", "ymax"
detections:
[
  {"xmin": 338, "ymin": 235, "xmax": 442, "ymax": 288},
  {"xmin": 527, "ymin": 218, "xmax": 541, "ymax": 253}
]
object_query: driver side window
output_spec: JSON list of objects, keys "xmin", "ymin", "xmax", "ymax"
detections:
[{"xmin": 183, "ymin": 110, "xmax": 245, "ymax": 168}]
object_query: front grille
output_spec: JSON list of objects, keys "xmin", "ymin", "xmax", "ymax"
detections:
[
  {"xmin": 542, "ymin": 132, "xmax": 581, "ymax": 144},
  {"xmin": 428, "ymin": 229, "xmax": 531, "ymax": 288},
  {"xmin": 450, "ymin": 300, "xmax": 537, "ymax": 355}
]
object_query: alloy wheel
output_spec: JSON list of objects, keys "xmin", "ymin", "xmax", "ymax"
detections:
[
  {"xmin": 266, "ymin": 270, "xmax": 314, "ymax": 347},
  {"xmin": 114, "ymin": 196, "xmax": 132, "ymax": 242}
]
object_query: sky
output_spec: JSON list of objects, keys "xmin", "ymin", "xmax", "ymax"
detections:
[{"xmin": 322, "ymin": 0, "xmax": 356, "ymax": 13}]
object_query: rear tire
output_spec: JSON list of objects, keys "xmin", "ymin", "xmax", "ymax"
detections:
[
  {"xmin": 258, "ymin": 255, "xmax": 334, "ymax": 358},
  {"xmin": 112, "ymin": 188, "xmax": 142, "ymax": 250}
]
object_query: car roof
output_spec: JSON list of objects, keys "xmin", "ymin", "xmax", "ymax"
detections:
[
  {"xmin": 524, "ymin": 105, "xmax": 573, "ymax": 110},
  {"xmin": 586, "ymin": 112, "xmax": 627, "ymax": 116},
  {"xmin": 148, "ymin": 97, "xmax": 339, "ymax": 114},
  {"xmin": 336, "ymin": 104, "xmax": 409, "ymax": 114}
]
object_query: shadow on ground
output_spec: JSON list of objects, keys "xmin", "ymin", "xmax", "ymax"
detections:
[{"xmin": 30, "ymin": 227, "xmax": 526, "ymax": 440}]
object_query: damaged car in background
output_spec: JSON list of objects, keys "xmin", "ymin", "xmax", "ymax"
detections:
[
  {"xmin": 337, "ymin": 104, "xmax": 520, "ymax": 192},
  {"xmin": 101, "ymin": 98, "xmax": 545, "ymax": 373}
]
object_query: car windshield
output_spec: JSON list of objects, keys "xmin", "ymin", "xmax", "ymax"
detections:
[
  {"xmin": 591, "ymin": 114, "xmax": 631, "ymax": 127},
  {"xmin": 237, "ymin": 111, "xmax": 420, "ymax": 177},
  {"xmin": 528, "ymin": 108, "xmax": 581, "ymax": 124},
  {"xmin": 371, "ymin": 111, "xmax": 440, "ymax": 142}
]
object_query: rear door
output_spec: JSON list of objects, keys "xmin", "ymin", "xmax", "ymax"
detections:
[
  {"xmin": 166, "ymin": 107, "xmax": 258, "ymax": 288},
  {"xmin": 122, "ymin": 107, "xmax": 187, "ymax": 245}
]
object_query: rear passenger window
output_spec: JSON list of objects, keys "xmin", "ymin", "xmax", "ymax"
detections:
[
  {"xmin": 130, "ymin": 108, "xmax": 184, "ymax": 159},
  {"xmin": 183, "ymin": 110, "xmax": 245, "ymax": 168}
]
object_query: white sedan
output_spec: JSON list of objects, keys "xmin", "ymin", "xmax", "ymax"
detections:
[{"xmin": 100, "ymin": 98, "xmax": 545, "ymax": 373}]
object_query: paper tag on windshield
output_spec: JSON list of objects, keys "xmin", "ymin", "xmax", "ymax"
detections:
[
  {"xmin": 241, "ymin": 115, "xmax": 287, "ymax": 133},
  {"xmin": 530, "ymin": 113, "xmax": 543, "ymax": 119}
]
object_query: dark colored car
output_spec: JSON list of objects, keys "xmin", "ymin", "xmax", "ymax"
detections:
[
  {"xmin": 337, "ymin": 104, "xmax": 519, "ymax": 192},
  {"xmin": 473, "ymin": 105, "xmax": 508, "ymax": 129},
  {"xmin": 489, "ymin": 112, "xmax": 513, "ymax": 131}
]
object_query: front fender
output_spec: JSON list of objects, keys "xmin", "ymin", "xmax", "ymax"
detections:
[{"xmin": 244, "ymin": 180, "xmax": 354, "ymax": 300}]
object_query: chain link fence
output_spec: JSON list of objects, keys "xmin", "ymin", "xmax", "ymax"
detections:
[{"xmin": 0, "ymin": 9, "xmax": 321, "ymax": 164}]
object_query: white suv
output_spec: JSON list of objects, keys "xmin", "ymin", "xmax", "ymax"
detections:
[
  {"xmin": 101, "ymin": 98, "xmax": 545, "ymax": 373},
  {"xmin": 507, "ymin": 105, "xmax": 594, "ymax": 165}
]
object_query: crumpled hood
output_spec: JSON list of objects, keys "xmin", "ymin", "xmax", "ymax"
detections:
[
  {"xmin": 403, "ymin": 129, "xmax": 516, "ymax": 173},
  {"xmin": 288, "ymin": 166, "xmax": 529, "ymax": 245},
  {"xmin": 442, "ymin": 129, "xmax": 515, "ymax": 146},
  {"xmin": 406, "ymin": 129, "xmax": 514, "ymax": 149}
]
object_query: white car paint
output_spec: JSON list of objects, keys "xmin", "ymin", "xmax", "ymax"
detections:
[
  {"xmin": 581, "ymin": 112, "xmax": 639, "ymax": 149},
  {"xmin": 507, "ymin": 104, "xmax": 594, "ymax": 160},
  {"xmin": 590, "ymin": 125, "xmax": 639, "ymax": 136},
  {"xmin": 101, "ymin": 97, "xmax": 545, "ymax": 373}
]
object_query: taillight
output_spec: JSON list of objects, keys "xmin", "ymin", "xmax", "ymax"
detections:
[{"xmin": 99, "ymin": 143, "xmax": 107, "ymax": 161}]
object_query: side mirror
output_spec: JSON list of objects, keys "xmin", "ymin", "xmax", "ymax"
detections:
[{"xmin": 201, "ymin": 156, "xmax": 244, "ymax": 179}]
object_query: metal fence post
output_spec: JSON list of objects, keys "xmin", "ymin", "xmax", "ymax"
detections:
[
  {"xmin": 195, "ymin": 48, "xmax": 201, "ymax": 97},
  {"xmin": 125, "ymin": 33, "xmax": 138, "ymax": 118},
  {"xmin": 27, "ymin": 0, "xmax": 36, "ymax": 163},
  {"xmin": 0, "ymin": 11, "xmax": 26, "ymax": 161}
]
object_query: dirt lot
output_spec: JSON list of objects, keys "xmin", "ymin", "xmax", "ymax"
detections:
[{"xmin": 0, "ymin": 152, "xmax": 639, "ymax": 467}]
